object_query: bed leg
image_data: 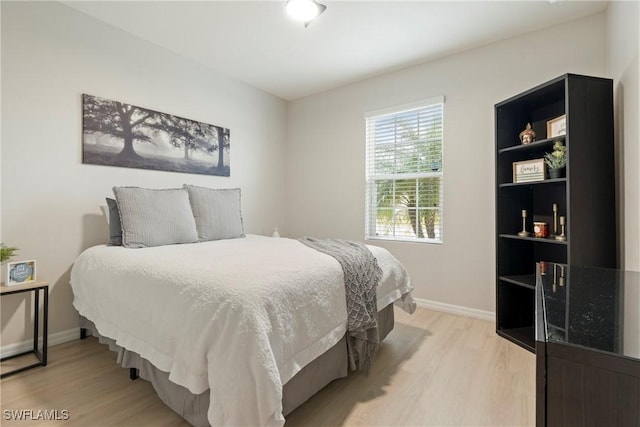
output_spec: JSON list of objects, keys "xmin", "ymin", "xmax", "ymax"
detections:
[
  {"xmin": 130, "ymin": 368, "xmax": 139, "ymax": 381},
  {"xmin": 80, "ymin": 328, "xmax": 87, "ymax": 340}
]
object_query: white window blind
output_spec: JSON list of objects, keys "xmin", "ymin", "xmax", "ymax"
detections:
[{"xmin": 365, "ymin": 97, "xmax": 444, "ymax": 243}]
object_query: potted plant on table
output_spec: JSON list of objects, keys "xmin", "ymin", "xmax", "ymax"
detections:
[
  {"xmin": 544, "ymin": 140, "xmax": 567, "ymax": 179},
  {"xmin": 1, "ymin": 243, "xmax": 18, "ymax": 264},
  {"xmin": 1, "ymin": 243, "xmax": 18, "ymax": 285}
]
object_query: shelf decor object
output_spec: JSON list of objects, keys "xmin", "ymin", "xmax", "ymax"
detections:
[
  {"xmin": 533, "ymin": 222, "xmax": 549, "ymax": 238},
  {"xmin": 519, "ymin": 122, "xmax": 536, "ymax": 144},
  {"xmin": 0, "ymin": 243, "xmax": 18, "ymax": 263},
  {"xmin": 518, "ymin": 210, "xmax": 530, "ymax": 237},
  {"xmin": 539, "ymin": 261, "xmax": 548, "ymax": 276},
  {"xmin": 546, "ymin": 114, "xmax": 566, "ymax": 138},
  {"xmin": 0, "ymin": 243, "xmax": 19, "ymax": 286},
  {"xmin": 556, "ymin": 216, "xmax": 567, "ymax": 241},
  {"xmin": 544, "ymin": 140, "xmax": 567, "ymax": 179},
  {"xmin": 6, "ymin": 260, "xmax": 37, "ymax": 286},
  {"xmin": 513, "ymin": 158, "xmax": 545, "ymax": 183},
  {"xmin": 495, "ymin": 74, "xmax": 616, "ymax": 353}
]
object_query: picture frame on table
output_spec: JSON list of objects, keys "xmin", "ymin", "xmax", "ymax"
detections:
[
  {"xmin": 6, "ymin": 260, "xmax": 37, "ymax": 286},
  {"xmin": 547, "ymin": 115, "xmax": 566, "ymax": 138}
]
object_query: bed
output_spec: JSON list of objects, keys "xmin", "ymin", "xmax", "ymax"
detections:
[{"xmin": 70, "ymin": 186, "xmax": 415, "ymax": 426}]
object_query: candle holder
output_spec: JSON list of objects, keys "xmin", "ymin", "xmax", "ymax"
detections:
[
  {"xmin": 539, "ymin": 261, "xmax": 547, "ymax": 276},
  {"xmin": 551, "ymin": 203, "xmax": 558, "ymax": 236},
  {"xmin": 555, "ymin": 216, "xmax": 567, "ymax": 241},
  {"xmin": 518, "ymin": 209, "xmax": 530, "ymax": 237}
]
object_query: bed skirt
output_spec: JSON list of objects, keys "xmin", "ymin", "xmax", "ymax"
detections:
[{"xmin": 79, "ymin": 304, "xmax": 395, "ymax": 426}]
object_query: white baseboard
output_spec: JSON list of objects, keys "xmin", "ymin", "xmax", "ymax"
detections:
[
  {"xmin": 413, "ymin": 297, "xmax": 495, "ymax": 322},
  {"xmin": 0, "ymin": 327, "xmax": 80, "ymax": 359}
]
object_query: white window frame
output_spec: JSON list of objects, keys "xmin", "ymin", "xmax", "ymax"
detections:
[{"xmin": 365, "ymin": 96, "xmax": 444, "ymax": 244}]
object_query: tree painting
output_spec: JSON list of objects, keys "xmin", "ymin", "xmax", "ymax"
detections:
[{"xmin": 82, "ymin": 94, "xmax": 230, "ymax": 176}]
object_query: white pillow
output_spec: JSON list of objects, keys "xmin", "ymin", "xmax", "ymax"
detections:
[
  {"xmin": 113, "ymin": 187, "xmax": 198, "ymax": 248},
  {"xmin": 183, "ymin": 185, "xmax": 245, "ymax": 241}
]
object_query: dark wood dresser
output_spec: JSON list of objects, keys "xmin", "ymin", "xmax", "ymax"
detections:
[{"xmin": 535, "ymin": 263, "xmax": 639, "ymax": 426}]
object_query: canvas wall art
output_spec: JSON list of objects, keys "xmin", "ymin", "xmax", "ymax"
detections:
[{"xmin": 82, "ymin": 94, "xmax": 230, "ymax": 176}]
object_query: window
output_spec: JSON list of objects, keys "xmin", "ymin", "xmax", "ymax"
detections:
[{"xmin": 365, "ymin": 97, "xmax": 444, "ymax": 243}]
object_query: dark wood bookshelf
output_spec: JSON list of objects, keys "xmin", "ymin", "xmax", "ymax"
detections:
[
  {"xmin": 498, "ymin": 327, "xmax": 535, "ymax": 353},
  {"xmin": 499, "ymin": 274, "xmax": 536, "ymax": 289},
  {"xmin": 497, "ymin": 137, "xmax": 563, "ymax": 155},
  {"xmin": 498, "ymin": 178, "xmax": 566, "ymax": 188},
  {"xmin": 499, "ymin": 234, "xmax": 568, "ymax": 245},
  {"xmin": 495, "ymin": 74, "xmax": 616, "ymax": 353}
]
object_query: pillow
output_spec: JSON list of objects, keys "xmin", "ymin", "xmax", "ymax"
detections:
[
  {"xmin": 183, "ymin": 185, "xmax": 245, "ymax": 241},
  {"xmin": 113, "ymin": 187, "xmax": 199, "ymax": 248},
  {"xmin": 106, "ymin": 198, "xmax": 123, "ymax": 246}
]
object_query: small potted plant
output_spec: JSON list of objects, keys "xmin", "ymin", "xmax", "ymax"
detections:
[
  {"xmin": 1, "ymin": 243, "xmax": 18, "ymax": 285},
  {"xmin": 0, "ymin": 243, "xmax": 18, "ymax": 264},
  {"xmin": 544, "ymin": 140, "xmax": 567, "ymax": 179}
]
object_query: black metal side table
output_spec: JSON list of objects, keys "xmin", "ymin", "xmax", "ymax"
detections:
[{"xmin": 1, "ymin": 279, "xmax": 49, "ymax": 378}]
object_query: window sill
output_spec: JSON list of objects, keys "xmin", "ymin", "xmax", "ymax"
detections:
[{"xmin": 365, "ymin": 236, "xmax": 443, "ymax": 245}]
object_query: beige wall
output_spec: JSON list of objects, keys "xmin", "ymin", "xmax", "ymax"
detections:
[
  {"xmin": 2, "ymin": 2, "xmax": 638, "ymax": 351},
  {"xmin": 607, "ymin": 0, "xmax": 640, "ymax": 271},
  {"xmin": 285, "ymin": 13, "xmax": 608, "ymax": 314},
  {"xmin": 606, "ymin": 0, "xmax": 640, "ymax": 360},
  {"xmin": 0, "ymin": 2, "xmax": 288, "ymax": 350}
]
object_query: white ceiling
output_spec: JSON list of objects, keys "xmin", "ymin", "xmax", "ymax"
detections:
[{"xmin": 63, "ymin": 1, "xmax": 608, "ymax": 100}]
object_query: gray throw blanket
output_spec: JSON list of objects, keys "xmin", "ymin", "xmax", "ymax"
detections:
[{"xmin": 299, "ymin": 238, "xmax": 382, "ymax": 372}]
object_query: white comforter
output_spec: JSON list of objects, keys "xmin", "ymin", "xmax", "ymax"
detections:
[{"xmin": 70, "ymin": 235, "xmax": 415, "ymax": 426}]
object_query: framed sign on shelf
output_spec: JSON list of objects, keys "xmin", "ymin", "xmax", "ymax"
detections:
[
  {"xmin": 513, "ymin": 158, "xmax": 545, "ymax": 183},
  {"xmin": 547, "ymin": 114, "xmax": 566, "ymax": 138},
  {"xmin": 6, "ymin": 260, "xmax": 37, "ymax": 286}
]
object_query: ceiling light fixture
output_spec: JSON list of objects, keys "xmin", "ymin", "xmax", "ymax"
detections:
[{"xmin": 285, "ymin": 0, "xmax": 326, "ymax": 28}]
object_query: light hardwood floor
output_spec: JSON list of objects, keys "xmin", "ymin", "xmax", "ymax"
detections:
[{"xmin": 0, "ymin": 308, "xmax": 535, "ymax": 426}]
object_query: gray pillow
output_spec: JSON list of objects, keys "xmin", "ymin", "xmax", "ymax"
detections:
[
  {"xmin": 106, "ymin": 198, "xmax": 122, "ymax": 246},
  {"xmin": 113, "ymin": 187, "xmax": 199, "ymax": 248},
  {"xmin": 183, "ymin": 185, "xmax": 245, "ymax": 241}
]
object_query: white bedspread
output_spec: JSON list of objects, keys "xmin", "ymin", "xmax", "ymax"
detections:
[{"xmin": 70, "ymin": 235, "xmax": 414, "ymax": 426}]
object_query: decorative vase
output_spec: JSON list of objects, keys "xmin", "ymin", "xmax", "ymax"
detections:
[{"xmin": 549, "ymin": 168, "xmax": 565, "ymax": 179}]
